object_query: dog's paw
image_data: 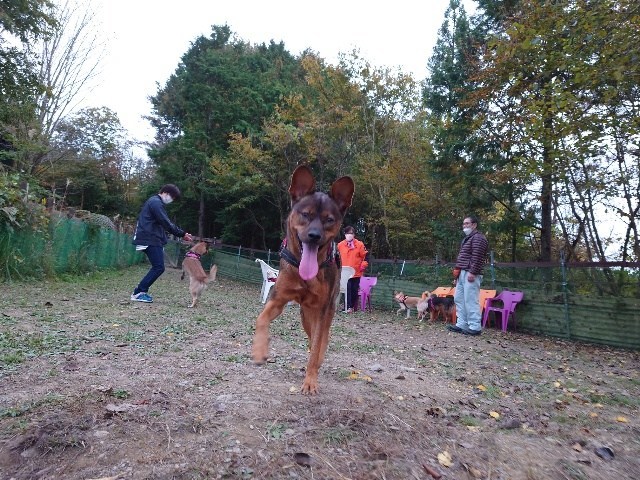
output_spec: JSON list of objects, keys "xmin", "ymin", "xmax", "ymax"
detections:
[
  {"xmin": 300, "ymin": 379, "xmax": 319, "ymax": 395},
  {"xmin": 251, "ymin": 345, "xmax": 269, "ymax": 365}
]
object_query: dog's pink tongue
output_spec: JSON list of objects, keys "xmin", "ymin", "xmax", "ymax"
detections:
[{"xmin": 298, "ymin": 243, "xmax": 319, "ymax": 280}]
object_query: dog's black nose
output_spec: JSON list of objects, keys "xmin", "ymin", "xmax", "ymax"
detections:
[{"xmin": 307, "ymin": 229, "xmax": 322, "ymax": 242}]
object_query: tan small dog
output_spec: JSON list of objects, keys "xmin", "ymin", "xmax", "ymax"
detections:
[
  {"xmin": 394, "ymin": 291, "xmax": 430, "ymax": 319},
  {"xmin": 181, "ymin": 241, "xmax": 217, "ymax": 308},
  {"xmin": 417, "ymin": 292, "xmax": 431, "ymax": 321}
]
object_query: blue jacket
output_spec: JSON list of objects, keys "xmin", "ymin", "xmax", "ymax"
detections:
[{"xmin": 132, "ymin": 194, "xmax": 185, "ymax": 246}]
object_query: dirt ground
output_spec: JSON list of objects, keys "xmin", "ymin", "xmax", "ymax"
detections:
[{"xmin": 0, "ymin": 265, "xmax": 638, "ymax": 480}]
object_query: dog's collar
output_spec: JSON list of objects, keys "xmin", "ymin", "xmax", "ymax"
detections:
[
  {"xmin": 185, "ymin": 251, "xmax": 201, "ymax": 260},
  {"xmin": 279, "ymin": 237, "xmax": 340, "ymax": 271},
  {"xmin": 396, "ymin": 294, "xmax": 408, "ymax": 308}
]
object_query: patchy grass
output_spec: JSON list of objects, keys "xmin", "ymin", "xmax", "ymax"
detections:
[{"xmin": 0, "ymin": 264, "xmax": 638, "ymax": 479}]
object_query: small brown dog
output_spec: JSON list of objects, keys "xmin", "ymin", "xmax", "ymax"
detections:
[
  {"xmin": 394, "ymin": 291, "xmax": 429, "ymax": 319},
  {"xmin": 181, "ymin": 241, "xmax": 217, "ymax": 308},
  {"xmin": 252, "ymin": 165, "xmax": 354, "ymax": 394},
  {"xmin": 416, "ymin": 292, "xmax": 431, "ymax": 321},
  {"xmin": 427, "ymin": 294, "xmax": 456, "ymax": 323}
]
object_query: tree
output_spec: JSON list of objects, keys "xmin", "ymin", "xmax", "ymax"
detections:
[
  {"xmin": 0, "ymin": 0, "xmax": 57, "ymax": 168},
  {"xmin": 46, "ymin": 107, "xmax": 142, "ymax": 214},
  {"xmin": 35, "ymin": 0, "xmax": 104, "ymax": 142},
  {"xmin": 148, "ymin": 25, "xmax": 304, "ymax": 239},
  {"xmin": 469, "ymin": 0, "xmax": 640, "ymax": 263}
]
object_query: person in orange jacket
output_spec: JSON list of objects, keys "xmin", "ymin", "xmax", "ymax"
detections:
[{"xmin": 337, "ymin": 225, "xmax": 369, "ymax": 313}]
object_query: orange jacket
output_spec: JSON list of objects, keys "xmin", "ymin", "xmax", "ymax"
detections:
[{"xmin": 337, "ymin": 238, "xmax": 369, "ymax": 278}]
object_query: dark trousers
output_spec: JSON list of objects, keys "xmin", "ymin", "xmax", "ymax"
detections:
[
  {"xmin": 134, "ymin": 246, "xmax": 165, "ymax": 294},
  {"xmin": 347, "ymin": 277, "xmax": 361, "ymax": 310}
]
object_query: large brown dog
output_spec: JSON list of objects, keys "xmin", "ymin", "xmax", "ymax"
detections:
[
  {"xmin": 181, "ymin": 241, "xmax": 217, "ymax": 308},
  {"xmin": 252, "ymin": 165, "xmax": 354, "ymax": 394}
]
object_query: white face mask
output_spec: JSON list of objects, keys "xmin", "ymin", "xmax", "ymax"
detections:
[
  {"xmin": 160, "ymin": 193, "xmax": 173, "ymax": 204},
  {"xmin": 463, "ymin": 227, "xmax": 473, "ymax": 236},
  {"xmin": 345, "ymin": 234, "xmax": 354, "ymax": 242}
]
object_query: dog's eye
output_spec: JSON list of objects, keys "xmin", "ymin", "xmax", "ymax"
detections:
[
  {"xmin": 324, "ymin": 216, "xmax": 335, "ymax": 225},
  {"xmin": 300, "ymin": 211, "xmax": 311, "ymax": 219}
]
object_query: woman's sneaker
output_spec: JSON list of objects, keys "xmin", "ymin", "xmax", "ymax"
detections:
[{"xmin": 131, "ymin": 292, "xmax": 153, "ymax": 303}]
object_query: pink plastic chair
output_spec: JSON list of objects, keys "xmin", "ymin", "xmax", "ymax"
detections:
[
  {"xmin": 358, "ymin": 276, "xmax": 378, "ymax": 312},
  {"xmin": 482, "ymin": 290, "xmax": 524, "ymax": 332}
]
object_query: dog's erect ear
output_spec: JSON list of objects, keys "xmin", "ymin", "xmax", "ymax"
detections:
[
  {"xmin": 289, "ymin": 165, "xmax": 316, "ymax": 204},
  {"xmin": 330, "ymin": 176, "xmax": 354, "ymax": 215}
]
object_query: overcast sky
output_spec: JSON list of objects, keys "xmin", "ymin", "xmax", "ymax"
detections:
[{"xmin": 81, "ymin": 0, "xmax": 477, "ymax": 145}]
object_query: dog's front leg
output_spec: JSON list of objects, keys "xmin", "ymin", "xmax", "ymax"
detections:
[
  {"xmin": 301, "ymin": 315, "xmax": 332, "ymax": 395},
  {"xmin": 252, "ymin": 300, "xmax": 286, "ymax": 364},
  {"xmin": 405, "ymin": 308, "xmax": 411, "ymax": 319}
]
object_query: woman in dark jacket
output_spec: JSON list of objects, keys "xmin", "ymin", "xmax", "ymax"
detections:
[{"xmin": 130, "ymin": 184, "xmax": 193, "ymax": 302}]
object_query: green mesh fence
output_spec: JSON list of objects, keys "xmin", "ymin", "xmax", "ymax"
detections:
[
  {"xmin": 163, "ymin": 241, "xmax": 639, "ymax": 349},
  {"xmin": 0, "ymin": 216, "xmax": 144, "ymax": 280}
]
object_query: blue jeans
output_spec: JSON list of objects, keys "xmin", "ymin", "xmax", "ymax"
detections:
[
  {"xmin": 454, "ymin": 270, "xmax": 483, "ymax": 331},
  {"xmin": 134, "ymin": 246, "xmax": 165, "ymax": 294}
]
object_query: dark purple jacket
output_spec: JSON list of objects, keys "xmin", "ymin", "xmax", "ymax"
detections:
[{"xmin": 455, "ymin": 230, "xmax": 489, "ymax": 275}]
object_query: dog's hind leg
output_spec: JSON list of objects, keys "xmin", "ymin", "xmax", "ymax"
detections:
[{"xmin": 189, "ymin": 281, "xmax": 207, "ymax": 308}]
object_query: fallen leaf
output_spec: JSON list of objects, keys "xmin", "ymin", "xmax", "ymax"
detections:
[
  {"xmin": 589, "ymin": 412, "xmax": 598, "ymax": 418},
  {"xmin": 553, "ymin": 381, "xmax": 561, "ymax": 388},
  {"xmin": 463, "ymin": 464, "xmax": 483, "ymax": 478},
  {"xmin": 594, "ymin": 446, "xmax": 614, "ymax": 461},
  {"xmin": 437, "ymin": 451, "xmax": 452, "ymax": 467},
  {"xmin": 572, "ymin": 443, "xmax": 583, "ymax": 452},
  {"xmin": 294, "ymin": 452, "xmax": 312, "ymax": 467},
  {"xmin": 489, "ymin": 411, "xmax": 500, "ymax": 419},
  {"xmin": 467, "ymin": 426, "xmax": 480, "ymax": 432},
  {"xmin": 289, "ymin": 386, "xmax": 298, "ymax": 393},
  {"xmin": 476, "ymin": 384, "xmax": 487, "ymax": 391},
  {"xmin": 616, "ymin": 416, "xmax": 628, "ymax": 423},
  {"xmin": 422, "ymin": 463, "xmax": 442, "ymax": 479}
]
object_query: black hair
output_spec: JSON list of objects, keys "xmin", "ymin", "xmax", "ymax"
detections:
[
  {"xmin": 343, "ymin": 225, "xmax": 355, "ymax": 234},
  {"xmin": 159, "ymin": 184, "xmax": 181, "ymax": 200},
  {"xmin": 466, "ymin": 215, "xmax": 479, "ymax": 226}
]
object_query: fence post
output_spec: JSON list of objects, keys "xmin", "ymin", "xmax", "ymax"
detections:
[
  {"xmin": 400, "ymin": 260, "xmax": 406, "ymax": 276},
  {"xmin": 489, "ymin": 250, "xmax": 496, "ymax": 289},
  {"xmin": 560, "ymin": 251, "xmax": 571, "ymax": 339},
  {"xmin": 236, "ymin": 245, "xmax": 242, "ymax": 274},
  {"xmin": 267, "ymin": 248, "xmax": 271, "ymax": 264}
]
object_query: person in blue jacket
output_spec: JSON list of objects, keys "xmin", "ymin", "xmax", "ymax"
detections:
[{"xmin": 130, "ymin": 184, "xmax": 193, "ymax": 302}]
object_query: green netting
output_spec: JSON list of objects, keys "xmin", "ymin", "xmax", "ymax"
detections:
[
  {"xmin": 0, "ymin": 216, "xmax": 144, "ymax": 280},
  {"xmin": 162, "ymin": 242, "xmax": 639, "ymax": 349}
]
